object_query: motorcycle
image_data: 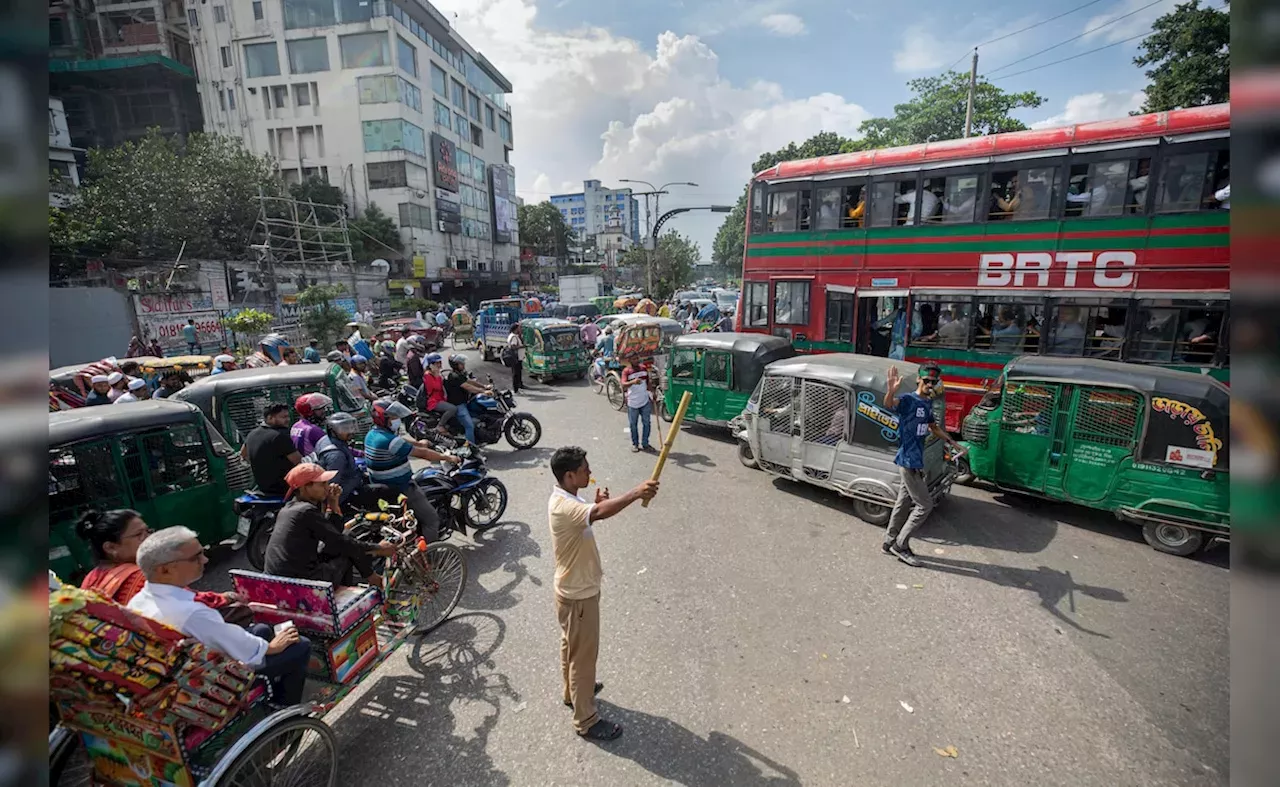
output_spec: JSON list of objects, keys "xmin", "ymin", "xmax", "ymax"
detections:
[
  {"xmin": 413, "ymin": 447, "xmax": 509, "ymax": 537},
  {"xmin": 407, "ymin": 375, "xmax": 542, "ymax": 450},
  {"xmin": 234, "ymin": 491, "xmax": 289, "ymax": 571}
]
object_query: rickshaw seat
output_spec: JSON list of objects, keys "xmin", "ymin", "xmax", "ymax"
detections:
[
  {"xmin": 49, "ymin": 585, "xmax": 264, "ymax": 752},
  {"xmin": 229, "ymin": 569, "xmax": 382, "ymax": 637}
]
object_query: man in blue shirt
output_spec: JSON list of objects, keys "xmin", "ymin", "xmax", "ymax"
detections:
[
  {"xmin": 303, "ymin": 339, "xmax": 322, "ymax": 364},
  {"xmin": 181, "ymin": 319, "xmax": 201, "ymax": 354},
  {"xmin": 363, "ymin": 399, "xmax": 459, "ymax": 540},
  {"xmin": 881, "ymin": 364, "xmax": 962, "ymax": 566}
]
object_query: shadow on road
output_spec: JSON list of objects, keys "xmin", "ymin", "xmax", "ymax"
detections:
[
  {"xmin": 666, "ymin": 451, "xmax": 716, "ymax": 472},
  {"xmin": 590, "ymin": 700, "xmax": 800, "ymax": 786},
  {"xmin": 917, "ymin": 555, "xmax": 1128, "ymax": 638},
  {"xmin": 485, "ymin": 445, "xmax": 555, "ymax": 471},
  {"xmin": 454, "ymin": 520, "xmax": 544, "ymax": 611},
  {"xmin": 920, "ymin": 493, "xmax": 1059, "ymax": 554},
  {"xmin": 336, "ymin": 612, "xmax": 516, "ymax": 786}
]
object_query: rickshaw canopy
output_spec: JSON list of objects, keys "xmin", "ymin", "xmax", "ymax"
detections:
[
  {"xmin": 50, "ymin": 399, "xmax": 210, "ymax": 446},
  {"xmin": 670, "ymin": 332, "xmax": 795, "ymax": 392}
]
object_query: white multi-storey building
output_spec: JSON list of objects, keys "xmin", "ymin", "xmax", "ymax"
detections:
[
  {"xmin": 550, "ymin": 180, "xmax": 641, "ymax": 247},
  {"xmin": 187, "ymin": 0, "xmax": 522, "ymax": 300}
]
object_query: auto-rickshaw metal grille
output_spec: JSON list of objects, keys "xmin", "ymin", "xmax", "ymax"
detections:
[
  {"xmin": 962, "ymin": 409, "xmax": 991, "ymax": 446},
  {"xmin": 1074, "ymin": 390, "xmax": 1142, "ymax": 447},
  {"xmin": 142, "ymin": 426, "xmax": 211, "ymax": 491},
  {"xmin": 1001, "ymin": 383, "xmax": 1056, "ymax": 433},
  {"xmin": 49, "ymin": 442, "xmax": 129, "ymax": 518},
  {"xmin": 225, "ymin": 452, "xmax": 254, "ymax": 491},
  {"xmin": 801, "ymin": 380, "xmax": 847, "ymax": 445},
  {"xmin": 759, "ymin": 376, "xmax": 796, "ymax": 435}
]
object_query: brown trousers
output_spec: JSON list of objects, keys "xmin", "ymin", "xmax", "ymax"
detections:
[{"xmin": 556, "ymin": 592, "xmax": 600, "ymax": 733}]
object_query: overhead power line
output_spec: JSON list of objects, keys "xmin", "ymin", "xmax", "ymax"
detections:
[
  {"xmin": 942, "ymin": 0, "xmax": 1111, "ymax": 71},
  {"xmin": 991, "ymin": 31, "xmax": 1150, "ymax": 81},
  {"xmin": 984, "ymin": 0, "xmax": 1169, "ymax": 77}
]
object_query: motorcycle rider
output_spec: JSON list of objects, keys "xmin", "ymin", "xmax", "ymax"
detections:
[
  {"xmin": 290, "ymin": 393, "xmax": 332, "ymax": 456},
  {"xmin": 364, "ymin": 398, "xmax": 460, "ymax": 540},
  {"xmin": 422, "ymin": 353, "xmax": 457, "ymax": 436},
  {"xmin": 347, "ymin": 354, "xmax": 377, "ymax": 403},
  {"xmin": 244, "ymin": 334, "xmax": 291, "ymax": 369},
  {"xmin": 405, "ymin": 335, "xmax": 428, "ymax": 403},
  {"xmin": 376, "ymin": 340, "xmax": 401, "ymax": 391},
  {"xmin": 313, "ymin": 412, "xmax": 400, "ymax": 514},
  {"xmin": 444, "ymin": 354, "xmax": 493, "ymax": 446}
]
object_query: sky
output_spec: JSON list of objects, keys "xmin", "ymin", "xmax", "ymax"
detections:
[{"xmin": 428, "ymin": 0, "xmax": 1202, "ymax": 257}]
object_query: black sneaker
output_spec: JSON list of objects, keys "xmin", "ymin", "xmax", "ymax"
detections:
[
  {"xmin": 881, "ymin": 542, "xmax": 894, "ymax": 556},
  {"xmin": 889, "ymin": 544, "xmax": 921, "ymax": 567}
]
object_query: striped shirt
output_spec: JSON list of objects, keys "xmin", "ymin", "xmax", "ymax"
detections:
[{"xmin": 362, "ymin": 426, "xmax": 414, "ymax": 489}]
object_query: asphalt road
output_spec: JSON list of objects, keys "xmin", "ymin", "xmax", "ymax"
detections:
[{"xmin": 199, "ymin": 349, "xmax": 1229, "ymax": 786}]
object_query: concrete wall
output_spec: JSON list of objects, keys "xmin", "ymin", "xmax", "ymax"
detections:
[{"xmin": 50, "ymin": 286, "xmax": 135, "ymax": 366}]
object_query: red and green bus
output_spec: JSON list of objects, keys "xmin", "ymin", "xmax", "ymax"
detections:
[{"xmin": 736, "ymin": 104, "xmax": 1230, "ymax": 431}]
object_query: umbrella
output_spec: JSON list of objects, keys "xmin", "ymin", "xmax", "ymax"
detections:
[{"xmin": 633, "ymin": 298, "xmax": 658, "ymax": 316}]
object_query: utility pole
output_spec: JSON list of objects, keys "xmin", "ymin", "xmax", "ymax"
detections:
[{"xmin": 963, "ymin": 48, "xmax": 978, "ymax": 138}]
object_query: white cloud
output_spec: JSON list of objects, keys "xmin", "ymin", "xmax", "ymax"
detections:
[
  {"xmin": 433, "ymin": 0, "xmax": 870, "ymax": 254},
  {"xmin": 893, "ymin": 26, "xmax": 946, "ymax": 73},
  {"xmin": 1081, "ymin": 0, "xmax": 1168, "ymax": 43},
  {"xmin": 759, "ymin": 13, "xmax": 806, "ymax": 36},
  {"xmin": 1031, "ymin": 90, "xmax": 1145, "ymax": 129}
]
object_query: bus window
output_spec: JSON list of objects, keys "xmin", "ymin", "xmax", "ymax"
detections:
[
  {"xmin": 773, "ymin": 281, "xmax": 810, "ymax": 325},
  {"xmin": 824, "ymin": 290, "xmax": 854, "ymax": 342},
  {"xmin": 1065, "ymin": 157, "xmax": 1150, "ymax": 217},
  {"xmin": 1155, "ymin": 151, "xmax": 1213, "ymax": 213},
  {"xmin": 1044, "ymin": 301, "xmax": 1129, "ymax": 358},
  {"xmin": 974, "ymin": 299, "xmax": 1044, "ymax": 353},
  {"xmin": 797, "ymin": 188, "xmax": 813, "ymax": 231},
  {"xmin": 767, "ymin": 190, "xmax": 798, "ymax": 232},
  {"xmin": 914, "ymin": 299, "xmax": 974, "ymax": 348},
  {"xmin": 843, "ymin": 185, "xmax": 867, "ymax": 228},
  {"xmin": 1131, "ymin": 306, "xmax": 1179, "ymax": 363},
  {"xmin": 1132, "ymin": 300, "xmax": 1226, "ymax": 364},
  {"xmin": 857, "ymin": 296, "xmax": 906, "ymax": 358},
  {"xmin": 990, "ymin": 165, "xmax": 1058, "ymax": 221},
  {"xmin": 750, "ymin": 186, "xmax": 765, "ymax": 234},
  {"xmin": 815, "ymin": 186, "xmax": 843, "ymax": 230},
  {"xmin": 1208, "ymin": 148, "xmax": 1230, "ymax": 209},
  {"xmin": 940, "ymin": 174, "xmax": 981, "ymax": 224},
  {"xmin": 918, "ymin": 177, "xmax": 945, "ymax": 223},
  {"xmin": 743, "ymin": 281, "xmax": 769, "ymax": 327},
  {"xmin": 868, "ymin": 178, "xmax": 915, "ymax": 227}
]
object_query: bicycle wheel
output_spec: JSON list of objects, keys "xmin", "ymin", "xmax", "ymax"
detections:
[
  {"xmin": 215, "ymin": 717, "xmax": 337, "ymax": 787},
  {"xmin": 605, "ymin": 374, "xmax": 624, "ymax": 410},
  {"xmin": 394, "ymin": 542, "xmax": 467, "ymax": 633}
]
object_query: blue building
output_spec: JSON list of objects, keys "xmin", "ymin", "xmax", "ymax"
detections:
[{"xmin": 550, "ymin": 180, "xmax": 642, "ymax": 246}]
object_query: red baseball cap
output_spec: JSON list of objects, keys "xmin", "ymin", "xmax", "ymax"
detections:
[{"xmin": 284, "ymin": 463, "xmax": 337, "ymax": 498}]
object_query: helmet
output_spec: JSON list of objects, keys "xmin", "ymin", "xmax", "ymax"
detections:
[
  {"xmin": 294, "ymin": 392, "xmax": 333, "ymax": 421},
  {"xmin": 425, "ymin": 352, "xmax": 443, "ymax": 366},
  {"xmin": 371, "ymin": 398, "xmax": 413, "ymax": 429},
  {"xmin": 325, "ymin": 411, "xmax": 359, "ymax": 440},
  {"xmin": 259, "ymin": 333, "xmax": 291, "ymax": 364},
  {"xmin": 380, "ymin": 340, "xmax": 396, "ymax": 355},
  {"xmin": 448, "ymin": 354, "xmax": 467, "ymax": 371},
  {"xmin": 408, "ymin": 334, "xmax": 428, "ymax": 351},
  {"xmin": 325, "ymin": 350, "xmax": 345, "ymax": 363},
  {"xmin": 350, "ymin": 354, "xmax": 368, "ymax": 368}
]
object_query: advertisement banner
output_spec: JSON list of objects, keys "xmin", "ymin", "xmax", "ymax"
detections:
[
  {"xmin": 430, "ymin": 133, "xmax": 459, "ymax": 192},
  {"xmin": 135, "ymin": 293, "xmax": 214, "ymax": 315},
  {"xmin": 489, "ymin": 166, "xmax": 516, "ymax": 244},
  {"xmin": 138, "ymin": 310, "xmax": 223, "ymax": 352},
  {"xmin": 413, "ymin": 256, "xmax": 426, "ymax": 277}
]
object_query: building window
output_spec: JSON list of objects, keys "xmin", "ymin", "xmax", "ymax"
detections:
[
  {"xmin": 252, "ymin": 1, "xmax": 263, "ymax": 20},
  {"xmin": 271, "ymin": 85, "xmax": 289, "ymax": 109},
  {"xmin": 286, "ymin": 38, "xmax": 329, "ymax": 74},
  {"xmin": 339, "ymin": 32, "xmax": 390, "ymax": 69},
  {"xmin": 116, "ymin": 92, "xmax": 176, "ymax": 127},
  {"xmin": 283, "ymin": 0, "xmax": 335, "ymax": 29},
  {"xmin": 825, "ymin": 290, "xmax": 854, "ymax": 343},
  {"xmin": 773, "ymin": 281, "xmax": 810, "ymax": 325},
  {"xmin": 220, "ymin": 46, "xmax": 231, "ymax": 68},
  {"xmin": 186, "ymin": 9, "xmax": 198, "ymax": 27},
  {"xmin": 293, "ymin": 83, "xmax": 311, "ymax": 107},
  {"xmin": 218, "ymin": 90, "xmax": 226, "ymax": 111},
  {"xmin": 454, "ymin": 111, "xmax": 468, "ymax": 137},
  {"xmin": 744, "ymin": 282, "xmax": 769, "ymax": 328},
  {"xmin": 456, "ymin": 150, "xmax": 472, "ymax": 180},
  {"xmin": 473, "ymin": 156, "xmax": 485, "ymax": 183},
  {"xmin": 398, "ymin": 203, "xmax": 431, "ymax": 229},
  {"xmin": 499, "ymin": 116, "xmax": 512, "ymax": 144},
  {"xmin": 367, "ymin": 161, "xmax": 408, "ymax": 189},
  {"xmin": 362, "ymin": 119, "xmax": 426, "ymax": 156},
  {"xmin": 468, "ymin": 91, "xmax": 481, "ymax": 121},
  {"xmin": 244, "ymin": 42, "xmax": 281, "ymax": 77},
  {"xmin": 396, "ymin": 36, "xmax": 417, "ymax": 78},
  {"xmin": 226, "ymin": 89, "xmax": 236, "ymax": 110},
  {"xmin": 471, "ymin": 122, "xmax": 483, "ymax": 147},
  {"xmin": 433, "ymin": 99, "xmax": 451, "ymax": 127},
  {"xmin": 485, "ymin": 104, "xmax": 496, "ymax": 131},
  {"xmin": 450, "ymin": 78, "xmax": 465, "ymax": 108},
  {"xmin": 430, "ymin": 63, "xmax": 446, "ymax": 96},
  {"xmin": 213, "ymin": 5, "xmax": 226, "ymax": 23},
  {"xmin": 336, "ymin": 0, "xmax": 372, "ymax": 23}
]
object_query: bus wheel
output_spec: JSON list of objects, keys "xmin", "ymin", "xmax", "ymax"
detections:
[
  {"xmin": 852, "ymin": 499, "xmax": 891, "ymax": 527},
  {"xmin": 1142, "ymin": 522, "xmax": 1205, "ymax": 557},
  {"xmin": 737, "ymin": 440, "xmax": 757, "ymax": 469}
]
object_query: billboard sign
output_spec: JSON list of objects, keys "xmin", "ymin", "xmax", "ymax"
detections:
[
  {"xmin": 430, "ymin": 133, "xmax": 459, "ymax": 192},
  {"xmin": 490, "ymin": 165, "xmax": 516, "ymax": 244}
]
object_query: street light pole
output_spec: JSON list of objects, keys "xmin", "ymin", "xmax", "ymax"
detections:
[{"xmin": 619, "ymin": 179, "xmax": 699, "ymax": 297}]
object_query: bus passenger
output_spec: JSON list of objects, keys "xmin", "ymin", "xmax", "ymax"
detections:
[
  {"xmin": 845, "ymin": 187, "xmax": 866, "ymax": 227},
  {"xmin": 1047, "ymin": 307, "xmax": 1087, "ymax": 355}
]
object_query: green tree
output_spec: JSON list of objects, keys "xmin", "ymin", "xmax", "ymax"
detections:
[
  {"xmin": 1133, "ymin": 0, "xmax": 1230, "ymax": 113},
  {"xmin": 348, "ymin": 204, "xmax": 402, "ymax": 263},
  {"xmin": 51, "ymin": 130, "xmax": 281, "ymax": 267},
  {"xmin": 857, "ymin": 71, "xmax": 1045, "ymax": 147},
  {"xmin": 223, "ymin": 308, "xmax": 276, "ymax": 352},
  {"xmin": 289, "ymin": 177, "xmax": 345, "ymax": 224},
  {"xmin": 298, "ymin": 284, "xmax": 351, "ymax": 348},
  {"xmin": 622, "ymin": 230, "xmax": 699, "ymax": 301},
  {"xmin": 517, "ymin": 201, "xmax": 573, "ymax": 258}
]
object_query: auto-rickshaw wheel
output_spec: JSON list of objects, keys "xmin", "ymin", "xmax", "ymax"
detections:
[
  {"xmin": 1141, "ymin": 521, "xmax": 1205, "ymax": 557},
  {"xmin": 851, "ymin": 498, "xmax": 891, "ymax": 527},
  {"xmin": 953, "ymin": 456, "xmax": 975, "ymax": 486},
  {"xmin": 659, "ymin": 398, "xmax": 674, "ymax": 422},
  {"xmin": 737, "ymin": 440, "xmax": 757, "ymax": 469}
]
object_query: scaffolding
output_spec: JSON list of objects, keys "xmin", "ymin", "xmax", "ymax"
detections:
[{"xmin": 251, "ymin": 192, "xmax": 355, "ymax": 265}]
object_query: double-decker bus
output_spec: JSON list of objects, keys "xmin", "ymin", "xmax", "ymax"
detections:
[{"xmin": 737, "ymin": 104, "xmax": 1230, "ymax": 431}]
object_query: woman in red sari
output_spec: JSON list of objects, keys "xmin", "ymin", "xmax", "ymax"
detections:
[{"xmin": 77, "ymin": 509, "xmax": 242, "ymax": 612}]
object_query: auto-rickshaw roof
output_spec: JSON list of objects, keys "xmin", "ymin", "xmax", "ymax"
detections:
[
  {"xmin": 50, "ymin": 400, "xmax": 205, "ymax": 445},
  {"xmin": 671, "ymin": 332, "xmax": 793, "ymax": 355},
  {"xmin": 1004, "ymin": 356, "xmax": 1229, "ymax": 402},
  {"xmin": 765, "ymin": 353, "xmax": 922, "ymax": 390},
  {"xmin": 171, "ymin": 364, "xmax": 335, "ymax": 411},
  {"xmin": 522, "ymin": 317, "xmax": 577, "ymax": 332},
  {"xmin": 610, "ymin": 314, "xmax": 683, "ymax": 331}
]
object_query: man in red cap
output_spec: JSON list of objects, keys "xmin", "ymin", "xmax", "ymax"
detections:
[{"xmin": 263, "ymin": 463, "xmax": 397, "ymax": 587}]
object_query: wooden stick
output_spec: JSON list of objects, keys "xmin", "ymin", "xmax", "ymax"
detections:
[{"xmin": 642, "ymin": 390, "xmax": 692, "ymax": 508}]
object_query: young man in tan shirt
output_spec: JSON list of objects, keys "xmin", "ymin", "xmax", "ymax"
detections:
[{"xmin": 548, "ymin": 445, "xmax": 658, "ymax": 741}]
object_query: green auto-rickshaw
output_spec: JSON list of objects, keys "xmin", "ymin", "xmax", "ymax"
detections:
[
  {"xmin": 521, "ymin": 318, "xmax": 591, "ymax": 381},
  {"xmin": 592, "ymin": 295, "xmax": 618, "ymax": 316},
  {"xmin": 48, "ymin": 400, "xmax": 256, "ymax": 579},
  {"xmin": 663, "ymin": 332, "xmax": 796, "ymax": 427},
  {"xmin": 172, "ymin": 362, "xmax": 371, "ymax": 448},
  {"xmin": 957, "ymin": 356, "xmax": 1229, "ymax": 556}
]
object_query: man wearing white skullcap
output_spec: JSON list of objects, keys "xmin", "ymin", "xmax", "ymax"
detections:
[
  {"xmin": 106, "ymin": 371, "xmax": 128, "ymax": 402},
  {"xmin": 114, "ymin": 377, "xmax": 150, "ymax": 404},
  {"xmin": 85, "ymin": 375, "xmax": 113, "ymax": 407}
]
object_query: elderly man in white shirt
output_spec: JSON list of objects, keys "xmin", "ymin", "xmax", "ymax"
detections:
[
  {"xmin": 127, "ymin": 526, "xmax": 313, "ymax": 705},
  {"xmin": 894, "ymin": 188, "xmax": 940, "ymax": 224}
]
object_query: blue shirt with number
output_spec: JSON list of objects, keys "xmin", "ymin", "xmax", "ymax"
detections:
[
  {"xmin": 893, "ymin": 392, "xmax": 934, "ymax": 469},
  {"xmin": 362, "ymin": 426, "xmax": 414, "ymax": 490}
]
